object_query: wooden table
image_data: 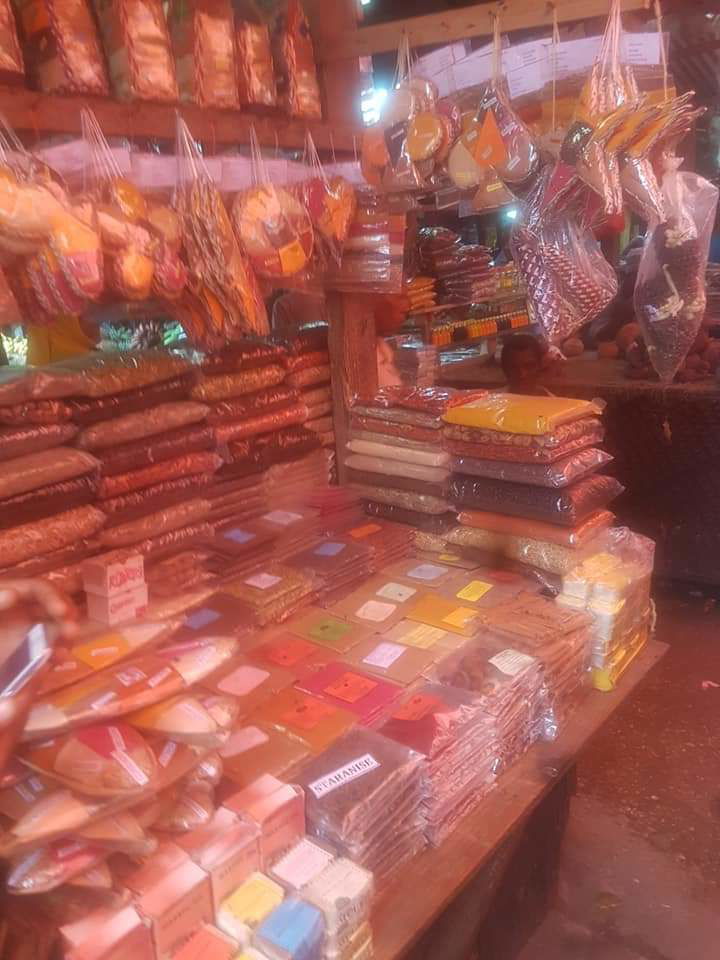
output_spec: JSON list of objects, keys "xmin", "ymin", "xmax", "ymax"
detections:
[{"xmin": 372, "ymin": 640, "xmax": 668, "ymax": 960}]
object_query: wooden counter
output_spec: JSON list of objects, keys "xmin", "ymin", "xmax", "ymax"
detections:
[{"xmin": 372, "ymin": 639, "xmax": 668, "ymax": 960}]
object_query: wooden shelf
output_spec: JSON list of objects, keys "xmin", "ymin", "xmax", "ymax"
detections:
[
  {"xmin": 319, "ymin": 0, "xmax": 647, "ymax": 61},
  {"xmin": 371, "ymin": 639, "xmax": 668, "ymax": 960},
  {"xmin": 0, "ymin": 87, "xmax": 358, "ymax": 153}
]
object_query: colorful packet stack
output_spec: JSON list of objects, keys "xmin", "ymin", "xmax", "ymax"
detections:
[
  {"xmin": 444, "ymin": 393, "xmax": 624, "ymax": 583},
  {"xmin": 337, "ymin": 518, "xmax": 414, "ymax": 572},
  {"xmin": 302, "ymin": 857, "xmax": 374, "ymax": 960},
  {"xmin": 254, "ymin": 896, "xmax": 325, "ymax": 960},
  {"xmin": 431, "ymin": 636, "xmax": 546, "ymax": 770},
  {"xmin": 393, "ymin": 339, "xmax": 439, "ymax": 388},
  {"xmin": 295, "ymin": 662, "xmax": 403, "ymax": 728},
  {"xmin": 296, "ymin": 728, "xmax": 426, "ymax": 886},
  {"xmin": 222, "ymin": 564, "xmax": 316, "ymax": 626},
  {"xmin": 305, "ymin": 486, "xmax": 364, "ymax": 535},
  {"xmin": 286, "ymin": 538, "xmax": 374, "ymax": 603},
  {"xmin": 557, "ymin": 528, "xmax": 655, "ymax": 690},
  {"xmin": 418, "ymin": 228, "xmax": 494, "ymax": 304},
  {"xmin": 381, "ymin": 682, "xmax": 499, "ymax": 845},
  {"xmin": 264, "ymin": 450, "xmax": 334, "ymax": 509}
]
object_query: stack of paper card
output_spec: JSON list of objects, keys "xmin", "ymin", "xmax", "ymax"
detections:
[
  {"xmin": 223, "ymin": 565, "xmax": 316, "ymax": 626},
  {"xmin": 296, "ymin": 728, "xmax": 426, "ymax": 885},
  {"xmin": 381, "ymin": 682, "xmax": 498, "ymax": 844},
  {"xmin": 295, "ymin": 662, "xmax": 403, "ymax": 728},
  {"xmin": 286, "ymin": 539, "xmax": 374, "ymax": 603}
]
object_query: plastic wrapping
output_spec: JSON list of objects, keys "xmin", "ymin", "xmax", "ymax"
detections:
[
  {"xmin": 345, "ymin": 455, "xmax": 449, "ymax": 487},
  {"xmin": 202, "ymin": 341, "xmax": 287, "ymax": 375},
  {"xmin": 170, "ymin": 0, "xmax": 239, "ymax": 108},
  {"xmin": 351, "ymin": 405, "xmax": 442, "ymax": 431},
  {"xmin": 248, "ymin": 687, "xmax": 355, "ymax": 754},
  {"xmin": 347, "ymin": 439, "xmax": 448, "ymax": 468},
  {"xmin": 229, "ymin": 426, "xmax": 320, "ymax": 470},
  {"xmin": 77, "ymin": 402, "xmax": 209, "ymax": 451},
  {"xmin": 223, "ymin": 563, "xmax": 315, "ymax": 625},
  {"xmin": 295, "ymin": 661, "xmax": 402, "ymax": 725},
  {"xmin": 443, "ymin": 393, "xmax": 601, "ymax": 435},
  {"xmin": 0, "ymin": 503, "xmax": 104, "ymax": 568},
  {"xmin": 0, "ymin": 423, "xmax": 77, "ymax": 461},
  {"xmin": 450, "ymin": 474, "xmax": 624, "ymax": 527},
  {"xmin": 35, "ymin": 352, "xmax": 190, "ymax": 400},
  {"xmin": 286, "ymin": 365, "xmax": 330, "ymax": 390},
  {"xmin": 296, "ymin": 727, "xmax": 425, "ymax": 878},
  {"xmin": 635, "ymin": 163, "xmax": 719, "ymax": 381},
  {"xmin": 93, "ymin": 0, "xmax": 178, "ymax": 102},
  {"xmin": 97, "ymin": 424, "xmax": 215, "ymax": 477},
  {"xmin": 0, "ymin": 447, "xmax": 99, "ymax": 499},
  {"xmin": 98, "ymin": 498, "xmax": 211, "ymax": 548},
  {"xmin": 192, "ymin": 366, "xmax": 286, "ymax": 403},
  {"xmin": 67, "ymin": 375, "xmax": 193, "ymax": 427},
  {"xmin": 255, "ymin": 898, "xmax": 325, "ymax": 960},
  {"xmin": 208, "ymin": 386, "xmax": 299, "ymax": 424},
  {"xmin": 0, "ymin": 399, "xmax": 72, "ymax": 425},
  {"xmin": 18, "ymin": 0, "xmax": 108, "ymax": 94},
  {"xmin": 458, "ymin": 508, "xmax": 614, "ymax": 549},
  {"xmin": 369, "ymin": 386, "xmax": 478, "ymax": 417},
  {"xmin": 217, "ymin": 871, "xmax": 284, "ymax": 941},
  {"xmin": 446, "ymin": 420, "xmax": 605, "ymax": 465},
  {"xmin": 350, "ymin": 483, "xmax": 451, "ymax": 517},
  {"xmin": 272, "ymin": 0, "xmax": 321, "ymax": 120},
  {"xmin": 299, "ymin": 137, "xmax": 357, "ymax": 269},
  {"xmin": 362, "ymin": 500, "xmax": 456, "ymax": 534},
  {"xmin": 0, "ymin": 0, "xmax": 23, "ymax": 84},
  {"xmin": 6, "ymin": 840, "xmax": 107, "ymax": 895},
  {"xmin": 232, "ymin": 179, "xmax": 314, "ymax": 280},
  {"xmin": 350, "ymin": 415, "xmax": 440, "ymax": 446},
  {"xmin": 100, "ymin": 474, "xmax": 213, "ymax": 524},
  {"xmin": 447, "ymin": 525, "xmax": 602, "ymax": 576},
  {"xmin": 451, "ymin": 448, "xmax": 612, "ymax": 489},
  {"xmin": 236, "ymin": 20, "xmax": 277, "ymax": 107},
  {"xmin": 214, "ymin": 402, "xmax": 308, "ymax": 445},
  {"xmin": 0, "ymin": 473, "xmax": 99, "ymax": 530},
  {"xmin": 98, "ymin": 452, "xmax": 221, "ymax": 499}
]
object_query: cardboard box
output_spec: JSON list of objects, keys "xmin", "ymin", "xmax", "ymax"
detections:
[
  {"xmin": 116, "ymin": 842, "xmax": 188, "ymax": 895},
  {"xmin": 61, "ymin": 904, "xmax": 154, "ymax": 960},
  {"xmin": 223, "ymin": 774, "xmax": 305, "ymax": 868},
  {"xmin": 86, "ymin": 583, "xmax": 148, "ymax": 626},
  {"xmin": 176, "ymin": 807, "xmax": 262, "ymax": 910},
  {"xmin": 82, "ymin": 554, "xmax": 145, "ymax": 597},
  {"xmin": 130, "ymin": 852, "xmax": 214, "ymax": 959}
]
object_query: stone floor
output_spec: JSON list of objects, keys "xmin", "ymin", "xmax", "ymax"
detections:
[{"xmin": 518, "ymin": 587, "xmax": 720, "ymax": 960}]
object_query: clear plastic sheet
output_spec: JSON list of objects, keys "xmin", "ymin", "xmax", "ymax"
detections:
[
  {"xmin": 368, "ymin": 386, "xmax": 478, "ymax": 417},
  {"xmin": 346, "ymin": 455, "xmax": 449, "ymax": 486},
  {"xmin": 19, "ymin": 0, "xmax": 108, "ymax": 94},
  {"xmin": 0, "ymin": 399, "xmax": 72, "ymax": 425},
  {"xmin": 0, "ymin": 447, "xmax": 99, "ymax": 499},
  {"xmin": 192, "ymin": 366, "xmax": 286, "ymax": 403},
  {"xmin": 98, "ymin": 451, "xmax": 221, "ymax": 499},
  {"xmin": 286, "ymin": 365, "xmax": 331, "ymax": 390},
  {"xmin": 443, "ymin": 394, "xmax": 601, "ymax": 435},
  {"xmin": 347, "ymin": 439, "xmax": 448, "ymax": 468},
  {"xmin": 94, "ymin": 0, "xmax": 178, "ymax": 102},
  {"xmin": 350, "ymin": 483, "xmax": 451, "ymax": 516},
  {"xmin": 208, "ymin": 386, "xmax": 299, "ymax": 424},
  {"xmin": 67, "ymin": 375, "xmax": 194, "ymax": 427},
  {"xmin": 0, "ymin": 473, "xmax": 99, "ymax": 530},
  {"xmin": 202, "ymin": 341, "xmax": 287, "ymax": 375},
  {"xmin": 451, "ymin": 448, "xmax": 612, "ymax": 489},
  {"xmin": 450, "ymin": 474, "xmax": 624, "ymax": 527},
  {"xmin": 100, "ymin": 474, "xmax": 213, "ymax": 523},
  {"xmin": 97, "ymin": 424, "xmax": 215, "ymax": 477},
  {"xmin": 98, "ymin": 498, "xmax": 212, "ymax": 548},
  {"xmin": 214, "ymin": 402, "xmax": 308, "ymax": 445},
  {"xmin": 77, "ymin": 401, "xmax": 209, "ymax": 451},
  {"xmin": 170, "ymin": 0, "xmax": 238, "ymax": 108},
  {"xmin": 447, "ymin": 525, "xmax": 600, "ymax": 576},
  {"xmin": 154, "ymin": 787, "xmax": 215, "ymax": 833},
  {"xmin": 362, "ymin": 500, "xmax": 456, "ymax": 533},
  {"xmin": 458, "ymin": 508, "xmax": 615, "ymax": 549},
  {"xmin": 635, "ymin": 163, "xmax": 719, "ymax": 381},
  {"xmin": 0, "ymin": 423, "xmax": 77, "ymax": 461},
  {"xmin": 350, "ymin": 415, "xmax": 440, "ymax": 446}
]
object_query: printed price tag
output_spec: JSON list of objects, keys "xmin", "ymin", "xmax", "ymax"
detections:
[{"xmin": 376, "ymin": 582, "xmax": 416, "ymax": 603}]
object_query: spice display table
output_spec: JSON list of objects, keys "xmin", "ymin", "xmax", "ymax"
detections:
[
  {"xmin": 440, "ymin": 353, "xmax": 720, "ymax": 585},
  {"xmin": 372, "ymin": 639, "xmax": 667, "ymax": 960}
]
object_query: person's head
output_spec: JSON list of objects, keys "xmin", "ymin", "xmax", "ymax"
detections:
[{"xmin": 500, "ymin": 334, "xmax": 545, "ymax": 394}]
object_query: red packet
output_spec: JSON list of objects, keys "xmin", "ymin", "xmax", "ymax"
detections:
[{"xmin": 296, "ymin": 662, "xmax": 402, "ymax": 726}]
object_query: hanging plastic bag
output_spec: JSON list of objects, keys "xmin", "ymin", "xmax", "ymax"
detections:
[
  {"xmin": 272, "ymin": 0, "xmax": 321, "ymax": 119},
  {"xmin": 232, "ymin": 127, "xmax": 314, "ymax": 279},
  {"xmin": 298, "ymin": 132, "xmax": 356, "ymax": 269},
  {"xmin": 0, "ymin": 0, "xmax": 23, "ymax": 86},
  {"xmin": 169, "ymin": 0, "xmax": 239, "ymax": 108},
  {"xmin": 173, "ymin": 116, "xmax": 268, "ymax": 347},
  {"xmin": 634, "ymin": 159, "xmax": 719, "ymax": 381},
  {"xmin": 236, "ymin": 6, "xmax": 277, "ymax": 108}
]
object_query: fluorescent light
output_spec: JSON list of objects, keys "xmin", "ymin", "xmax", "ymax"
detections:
[
  {"xmin": 361, "ymin": 87, "xmax": 388, "ymax": 125},
  {"xmin": 504, "ymin": 206, "xmax": 519, "ymax": 221}
]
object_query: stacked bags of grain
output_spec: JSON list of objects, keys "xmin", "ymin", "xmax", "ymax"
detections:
[
  {"xmin": 70, "ymin": 354, "xmax": 218, "ymax": 565},
  {"xmin": 346, "ymin": 387, "xmax": 469, "ymax": 534},
  {"xmin": 285, "ymin": 329, "xmax": 334, "ymax": 449},
  {"xmin": 443, "ymin": 394, "xmax": 623, "ymax": 583}
]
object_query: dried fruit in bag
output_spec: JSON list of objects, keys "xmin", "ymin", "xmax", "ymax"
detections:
[
  {"xmin": 233, "ymin": 185, "xmax": 314, "ymax": 279},
  {"xmin": 170, "ymin": 0, "xmax": 239, "ymax": 108},
  {"xmin": 272, "ymin": 0, "xmax": 321, "ymax": 120},
  {"xmin": 18, "ymin": 0, "xmax": 109, "ymax": 95},
  {"xmin": 94, "ymin": 0, "xmax": 178, "ymax": 102},
  {"xmin": 237, "ymin": 19, "xmax": 277, "ymax": 107}
]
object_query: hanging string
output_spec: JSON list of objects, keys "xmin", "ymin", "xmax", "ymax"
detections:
[
  {"xmin": 550, "ymin": 3, "xmax": 560, "ymax": 134},
  {"xmin": 329, "ymin": 131, "xmax": 337, "ymax": 166},
  {"xmin": 491, "ymin": 10, "xmax": 502, "ymax": 86}
]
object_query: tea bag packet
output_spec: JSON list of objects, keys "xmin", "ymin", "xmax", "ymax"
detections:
[{"xmin": 254, "ymin": 896, "xmax": 325, "ymax": 960}]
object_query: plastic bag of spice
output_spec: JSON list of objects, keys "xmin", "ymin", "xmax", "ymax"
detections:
[
  {"xmin": 271, "ymin": 0, "xmax": 321, "ymax": 119},
  {"xmin": 169, "ymin": 0, "xmax": 238, "ymax": 108},
  {"xmin": 0, "ymin": 0, "xmax": 23, "ymax": 84}
]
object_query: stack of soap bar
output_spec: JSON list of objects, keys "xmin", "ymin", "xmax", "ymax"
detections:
[
  {"xmin": 216, "ymin": 871, "xmax": 284, "ymax": 945},
  {"xmin": 296, "ymin": 728, "xmax": 426, "ymax": 885},
  {"xmin": 381, "ymin": 682, "xmax": 499, "ymax": 845},
  {"xmin": 82, "ymin": 553, "xmax": 147, "ymax": 626},
  {"xmin": 302, "ymin": 857, "xmax": 374, "ymax": 960},
  {"xmin": 254, "ymin": 897, "xmax": 325, "ymax": 960},
  {"xmin": 223, "ymin": 774, "xmax": 305, "ymax": 867}
]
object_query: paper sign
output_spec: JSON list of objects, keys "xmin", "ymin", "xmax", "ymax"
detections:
[
  {"xmin": 348, "ymin": 523, "xmax": 382, "ymax": 540},
  {"xmin": 245, "ymin": 573, "xmax": 282, "ymax": 590},
  {"xmin": 489, "ymin": 648, "xmax": 537, "ymax": 677},
  {"xmin": 314, "ymin": 542, "xmax": 346, "ymax": 558},
  {"xmin": 398, "ymin": 623, "xmax": 446, "ymax": 649},
  {"xmin": 272, "ymin": 838, "xmax": 335, "ymax": 889},
  {"xmin": 407, "ymin": 563, "xmax": 448, "ymax": 582},
  {"xmin": 324, "ymin": 672, "xmax": 377, "ymax": 703},
  {"xmin": 355, "ymin": 600, "xmax": 397, "ymax": 623},
  {"xmin": 376, "ymin": 582, "xmax": 416, "ymax": 603},
  {"xmin": 218, "ymin": 665, "xmax": 270, "ymax": 697},
  {"xmin": 362, "ymin": 642, "xmax": 406, "ymax": 670},
  {"xmin": 263, "ymin": 510, "xmax": 303, "ymax": 526},
  {"xmin": 393, "ymin": 693, "xmax": 443, "ymax": 722},
  {"xmin": 442, "ymin": 607, "xmax": 477, "ymax": 629},
  {"xmin": 308, "ymin": 754, "xmax": 380, "ymax": 799},
  {"xmin": 456, "ymin": 580, "xmax": 494, "ymax": 603}
]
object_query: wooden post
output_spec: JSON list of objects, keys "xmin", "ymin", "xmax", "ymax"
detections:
[{"xmin": 327, "ymin": 291, "xmax": 378, "ymax": 483}]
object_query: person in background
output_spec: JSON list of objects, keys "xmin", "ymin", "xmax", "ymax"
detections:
[{"xmin": 500, "ymin": 333, "xmax": 555, "ymax": 395}]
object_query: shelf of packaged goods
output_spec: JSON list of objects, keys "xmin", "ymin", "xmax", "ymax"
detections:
[
  {"xmin": 407, "ymin": 292, "xmax": 526, "ymax": 319},
  {"xmin": 0, "ymin": 87, "xmax": 358, "ymax": 153}
]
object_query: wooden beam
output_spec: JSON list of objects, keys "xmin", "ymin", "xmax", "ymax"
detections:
[
  {"xmin": 318, "ymin": 0, "xmax": 648, "ymax": 62},
  {"xmin": 0, "ymin": 87, "xmax": 358, "ymax": 153}
]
